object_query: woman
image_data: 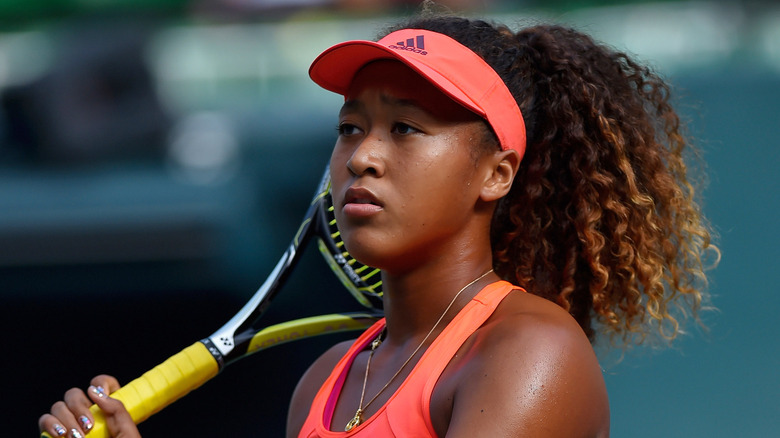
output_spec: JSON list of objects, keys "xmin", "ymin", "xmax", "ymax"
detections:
[{"xmin": 39, "ymin": 13, "xmax": 717, "ymax": 438}]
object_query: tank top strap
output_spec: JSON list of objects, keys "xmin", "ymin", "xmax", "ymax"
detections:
[
  {"xmin": 421, "ymin": 280, "xmax": 517, "ymax": 397},
  {"xmin": 386, "ymin": 280, "xmax": 519, "ymax": 436}
]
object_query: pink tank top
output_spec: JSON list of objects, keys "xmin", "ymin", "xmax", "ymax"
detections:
[{"xmin": 297, "ymin": 280, "xmax": 519, "ymax": 437}]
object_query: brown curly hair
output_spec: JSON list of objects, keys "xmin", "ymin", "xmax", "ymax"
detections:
[{"xmin": 384, "ymin": 15, "xmax": 719, "ymax": 345}]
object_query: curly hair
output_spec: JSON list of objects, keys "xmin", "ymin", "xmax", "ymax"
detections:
[{"xmin": 384, "ymin": 15, "xmax": 719, "ymax": 345}]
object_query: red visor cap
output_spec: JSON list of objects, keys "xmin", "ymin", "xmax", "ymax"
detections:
[{"xmin": 309, "ymin": 29, "xmax": 526, "ymax": 159}]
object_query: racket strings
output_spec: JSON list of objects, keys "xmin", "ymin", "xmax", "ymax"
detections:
[{"xmin": 321, "ymin": 196, "xmax": 383, "ymax": 307}]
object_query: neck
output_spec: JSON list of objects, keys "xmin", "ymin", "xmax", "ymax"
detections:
[
  {"xmin": 373, "ymin": 207, "xmax": 498, "ymax": 346},
  {"xmin": 380, "ymin": 260, "xmax": 497, "ymax": 347}
]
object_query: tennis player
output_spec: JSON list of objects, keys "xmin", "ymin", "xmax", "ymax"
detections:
[{"xmin": 39, "ymin": 12, "xmax": 717, "ymax": 438}]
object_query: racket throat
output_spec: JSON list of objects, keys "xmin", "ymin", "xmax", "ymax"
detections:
[
  {"xmin": 200, "ymin": 328, "xmax": 259, "ymax": 369},
  {"xmin": 200, "ymin": 337, "xmax": 227, "ymax": 369}
]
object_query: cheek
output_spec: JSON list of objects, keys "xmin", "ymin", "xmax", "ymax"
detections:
[
  {"xmin": 419, "ymin": 135, "xmax": 477, "ymax": 187},
  {"xmin": 406, "ymin": 135, "xmax": 463, "ymax": 174},
  {"xmin": 330, "ymin": 140, "xmax": 348, "ymax": 168},
  {"xmin": 329, "ymin": 145, "xmax": 351, "ymax": 186}
]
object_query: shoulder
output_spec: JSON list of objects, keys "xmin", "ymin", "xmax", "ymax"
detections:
[
  {"xmin": 460, "ymin": 288, "xmax": 601, "ymax": 374},
  {"xmin": 441, "ymin": 290, "xmax": 610, "ymax": 437},
  {"xmin": 484, "ymin": 289, "xmax": 597, "ymax": 358},
  {"xmin": 285, "ymin": 339, "xmax": 353, "ymax": 438}
]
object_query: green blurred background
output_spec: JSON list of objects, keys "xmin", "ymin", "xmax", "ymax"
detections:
[{"xmin": 2, "ymin": 0, "xmax": 777, "ymax": 436}]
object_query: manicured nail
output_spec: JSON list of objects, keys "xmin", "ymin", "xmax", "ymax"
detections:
[
  {"xmin": 89, "ymin": 385, "xmax": 106, "ymax": 398},
  {"xmin": 70, "ymin": 429, "xmax": 83, "ymax": 438},
  {"xmin": 79, "ymin": 415, "xmax": 93, "ymax": 431},
  {"xmin": 53, "ymin": 424, "xmax": 67, "ymax": 436}
]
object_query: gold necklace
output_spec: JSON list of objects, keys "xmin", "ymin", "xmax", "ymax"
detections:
[{"xmin": 344, "ymin": 269, "xmax": 494, "ymax": 431}]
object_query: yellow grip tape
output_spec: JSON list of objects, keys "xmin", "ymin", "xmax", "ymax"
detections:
[{"xmin": 42, "ymin": 342, "xmax": 218, "ymax": 438}]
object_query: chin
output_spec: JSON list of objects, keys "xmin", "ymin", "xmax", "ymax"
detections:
[
  {"xmin": 339, "ymin": 232, "xmax": 393, "ymax": 271},
  {"xmin": 341, "ymin": 240, "xmax": 382, "ymax": 270}
]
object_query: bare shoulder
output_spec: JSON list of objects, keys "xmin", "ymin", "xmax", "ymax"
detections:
[
  {"xmin": 440, "ymin": 290, "xmax": 610, "ymax": 437},
  {"xmin": 285, "ymin": 339, "xmax": 353, "ymax": 438},
  {"xmin": 485, "ymin": 290, "xmax": 600, "ymax": 359}
]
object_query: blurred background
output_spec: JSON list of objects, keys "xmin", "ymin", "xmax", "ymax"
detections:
[{"xmin": 2, "ymin": 0, "xmax": 777, "ymax": 436}]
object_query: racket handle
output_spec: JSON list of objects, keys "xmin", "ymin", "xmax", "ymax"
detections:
[{"xmin": 42, "ymin": 341, "xmax": 218, "ymax": 438}]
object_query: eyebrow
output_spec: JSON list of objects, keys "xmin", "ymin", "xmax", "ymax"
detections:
[{"xmin": 339, "ymin": 100, "xmax": 362, "ymax": 117}]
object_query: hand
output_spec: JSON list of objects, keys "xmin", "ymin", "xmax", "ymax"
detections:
[{"xmin": 39, "ymin": 375, "xmax": 141, "ymax": 438}]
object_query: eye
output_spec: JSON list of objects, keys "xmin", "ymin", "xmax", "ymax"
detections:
[
  {"xmin": 391, "ymin": 122, "xmax": 419, "ymax": 135},
  {"xmin": 337, "ymin": 123, "xmax": 362, "ymax": 137}
]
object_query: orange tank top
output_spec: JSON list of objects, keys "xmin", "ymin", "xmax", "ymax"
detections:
[{"xmin": 297, "ymin": 280, "xmax": 519, "ymax": 438}]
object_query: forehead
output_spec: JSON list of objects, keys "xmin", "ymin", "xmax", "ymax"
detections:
[{"xmin": 344, "ymin": 60, "xmax": 480, "ymax": 121}]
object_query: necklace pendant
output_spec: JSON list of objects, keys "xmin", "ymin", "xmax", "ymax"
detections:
[{"xmin": 345, "ymin": 409, "xmax": 363, "ymax": 431}]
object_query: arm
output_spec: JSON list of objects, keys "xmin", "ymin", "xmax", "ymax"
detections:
[{"xmin": 443, "ymin": 296, "xmax": 609, "ymax": 437}]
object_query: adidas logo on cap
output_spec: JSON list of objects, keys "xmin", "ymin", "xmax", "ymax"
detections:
[{"xmin": 388, "ymin": 35, "xmax": 428, "ymax": 55}]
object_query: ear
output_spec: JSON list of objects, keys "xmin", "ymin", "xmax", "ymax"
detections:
[{"xmin": 479, "ymin": 149, "xmax": 520, "ymax": 202}]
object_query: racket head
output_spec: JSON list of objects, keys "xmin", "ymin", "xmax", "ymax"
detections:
[{"xmin": 315, "ymin": 179, "xmax": 384, "ymax": 311}]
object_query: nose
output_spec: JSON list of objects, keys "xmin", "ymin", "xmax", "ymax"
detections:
[{"xmin": 345, "ymin": 132, "xmax": 385, "ymax": 177}]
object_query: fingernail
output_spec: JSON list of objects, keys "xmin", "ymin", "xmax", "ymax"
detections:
[
  {"xmin": 53, "ymin": 424, "xmax": 67, "ymax": 436},
  {"xmin": 79, "ymin": 415, "xmax": 93, "ymax": 431},
  {"xmin": 70, "ymin": 429, "xmax": 83, "ymax": 438},
  {"xmin": 89, "ymin": 385, "xmax": 106, "ymax": 398}
]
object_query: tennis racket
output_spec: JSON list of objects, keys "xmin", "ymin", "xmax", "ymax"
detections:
[{"xmin": 42, "ymin": 166, "xmax": 383, "ymax": 438}]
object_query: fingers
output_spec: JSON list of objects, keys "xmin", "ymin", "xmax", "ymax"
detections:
[
  {"xmin": 39, "ymin": 390, "xmax": 93, "ymax": 437},
  {"xmin": 65, "ymin": 388, "xmax": 96, "ymax": 434},
  {"xmin": 90, "ymin": 375, "xmax": 121, "ymax": 394},
  {"xmin": 86, "ymin": 384, "xmax": 141, "ymax": 438},
  {"xmin": 38, "ymin": 412, "xmax": 69, "ymax": 437},
  {"xmin": 39, "ymin": 375, "xmax": 136, "ymax": 438},
  {"xmin": 38, "ymin": 393, "xmax": 93, "ymax": 438},
  {"xmin": 87, "ymin": 384, "xmax": 126, "ymax": 416}
]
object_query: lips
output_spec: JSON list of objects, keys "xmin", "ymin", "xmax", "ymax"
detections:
[
  {"xmin": 345, "ymin": 186, "xmax": 381, "ymax": 205},
  {"xmin": 342, "ymin": 186, "xmax": 383, "ymax": 216}
]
